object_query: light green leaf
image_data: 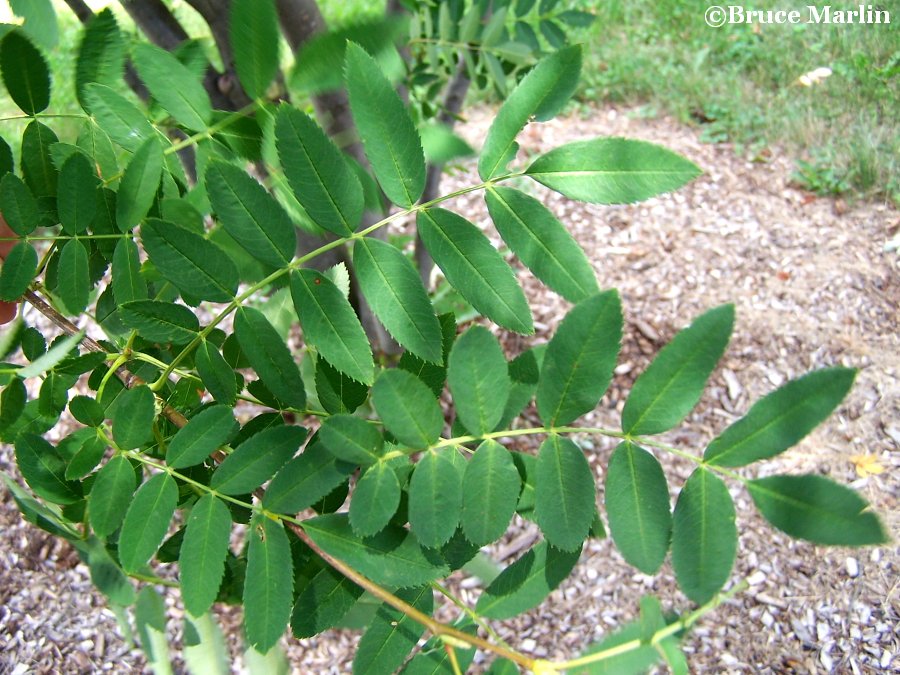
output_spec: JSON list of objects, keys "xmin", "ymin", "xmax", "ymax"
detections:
[
  {"xmin": 111, "ymin": 238, "xmax": 148, "ymax": 304},
  {"xmin": 0, "ymin": 241, "xmax": 37, "ymax": 301},
  {"xmin": 210, "ymin": 425, "xmax": 305, "ymax": 495},
  {"xmin": 353, "ymin": 586, "xmax": 432, "ymax": 675},
  {"xmin": 577, "ymin": 621, "xmax": 663, "ymax": 674},
  {"xmin": 371, "ymin": 368, "xmax": 443, "ymax": 449},
  {"xmin": 16, "ymin": 330, "xmax": 83, "ymax": 379},
  {"xmin": 0, "ymin": 31, "xmax": 50, "ymax": 115},
  {"xmin": 14, "ymin": 434, "xmax": 82, "ymax": 505},
  {"xmin": 291, "ymin": 566, "xmax": 363, "ymax": 638},
  {"xmin": 485, "ymin": 186, "xmax": 597, "ymax": 302},
  {"xmin": 180, "ymin": 493, "xmax": 232, "ymax": 617},
  {"xmin": 195, "ymin": 340, "xmax": 237, "ymax": 406},
  {"xmin": 75, "ymin": 9, "xmax": 126, "ymax": 113},
  {"xmin": 112, "ymin": 384, "xmax": 155, "ymax": 450},
  {"xmin": 57, "ymin": 239, "xmax": 91, "ymax": 315},
  {"xmin": 748, "ymin": 475, "xmax": 886, "ymax": 546},
  {"xmin": 318, "ymin": 414, "xmax": 383, "ymax": 466},
  {"xmin": 409, "ymin": 448, "xmax": 464, "ymax": 548},
  {"xmin": 448, "ymin": 326, "xmax": 510, "ymax": 435},
  {"xmin": 235, "ymin": 306, "xmax": 306, "ymax": 409},
  {"xmin": 461, "ymin": 440, "xmax": 521, "ymax": 546},
  {"xmin": 534, "ymin": 435, "xmax": 595, "ymax": 551},
  {"xmin": 536, "ymin": 290, "xmax": 622, "ymax": 426},
  {"xmin": 244, "ymin": 514, "xmax": 293, "ymax": 652},
  {"xmin": 0, "ymin": 173, "xmax": 39, "ymax": 235},
  {"xmin": 671, "ymin": 468, "xmax": 736, "ymax": 604},
  {"xmin": 417, "ymin": 208, "xmax": 532, "ymax": 334},
  {"xmin": 133, "ymin": 43, "xmax": 211, "ymax": 130},
  {"xmin": 420, "ymin": 123, "xmax": 475, "ymax": 165},
  {"xmin": 90, "ymin": 457, "xmax": 139, "ymax": 536},
  {"xmin": 183, "ymin": 612, "xmax": 229, "ymax": 675},
  {"xmin": 623, "ymin": 304, "xmax": 734, "ymax": 436},
  {"xmin": 263, "ymin": 440, "xmax": 355, "ymax": 515},
  {"xmin": 58, "ymin": 153, "xmax": 98, "ymax": 234},
  {"xmin": 119, "ymin": 472, "xmax": 178, "ymax": 573},
  {"xmin": 119, "ymin": 300, "xmax": 200, "ymax": 344},
  {"xmin": 605, "ymin": 441, "xmax": 672, "ymax": 574},
  {"xmin": 83, "ymin": 84, "xmax": 155, "ymax": 152},
  {"xmin": 349, "ymin": 460, "xmax": 401, "ymax": 537},
  {"xmin": 230, "ymin": 0, "xmax": 279, "ymax": 99},
  {"xmin": 9, "ymin": 0, "xmax": 58, "ymax": 50},
  {"xmin": 117, "ymin": 136, "xmax": 163, "ymax": 231},
  {"xmin": 167, "ymin": 405, "xmax": 238, "ymax": 469},
  {"xmin": 135, "ymin": 586, "xmax": 171, "ymax": 670},
  {"xmin": 526, "ymin": 137, "xmax": 702, "ymax": 204},
  {"xmin": 705, "ymin": 368, "xmax": 856, "ymax": 467}
]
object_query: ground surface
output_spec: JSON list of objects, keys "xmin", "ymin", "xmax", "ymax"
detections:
[{"xmin": 1, "ymin": 106, "xmax": 898, "ymax": 674}]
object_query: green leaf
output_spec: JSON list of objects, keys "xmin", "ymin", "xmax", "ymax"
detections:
[
  {"xmin": 230, "ymin": 0, "xmax": 279, "ymax": 99},
  {"xmin": 536, "ymin": 290, "xmax": 622, "ymax": 426},
  {"xmin": 409, "ymin": 448, "xmax": 464, "ymax": 548},
  {"xmin": 0, "ymin": 173, "xmax": 39, "ymax": 235},
  {"xmin": 475, "ymin": 541, "xmax": 581, "ymax": 619},
  {"xmin": 371, "ymin": 368, "xmax": 443, "ymax": 449},
  {"xmin": 291, "ymin": 566, "xmax": 364, "ymax": 638},
  {"xmin": 58, "ymin": 153, "xmax": 98, "ymax": 234},
  {"xmin": 671, "ymin": 468, "xmax": 736, "ymax": 604},
  {"xmin": 748, "ymin": 475, "xmax": 886, "ymax": 546},
  {"xmin": 9, "ymin": 0, "xmax": 58, "ymax": 51},
  {"xmin": 67, "ymin": 434, "xmax": 106, "ymax": 479},
  {"xmin": 315, "ymin": 358, "xmax": 368, "ymax": 415},
  {"xmin": 111, "ymin": 238, "xmax": 148, "ymax": 304},
  {"xmin": 577, "ymin": 621, "xmax": 663, "ymax": 674},
  {"xmin": 705, "ymin": 368, "xmax": 856, "ymax": 467},
  {"xmin": 142, "ymin": 218, "xmax": 239, "ymax": 302},
  {"xmin": 69, "ymin": 395, "xmax": 104, "ymax": 427},
  {"xmin": 344, "ymin": 42, "xmax": 425, "ymax": 207},
  {"xmin": 461, "ymin": 440, "xmax": 521, "ymax": 546},
  {"xmin": 195, "ymin": 340, "xmax": 237, "ymax": 406},
  {"xmin": 478, "ymin": 45, "xmax": 581, "ymax": 180},
  {"xmin": 21, "ymin": 120, "xmax": 58, "ymax": 197},
  {"xmin": 135, "ymin": 586, "xmax": 170, "ymax": 667},
  {"xmin": 623, "ymin": 304, "xmax": 734, "ymax": 436},
  {"xmin": 0, "ymin": 31, "xmax": 50, "ymax": 115},
  {"xmin": 77, "ymin": 121, "xmax": 119, "ymax": 185},
  {"xmin": 353, "ymin": 586, "xmax": 432, "ymax": 675},
  {"xmin": 83, "ymin": 84, "xmax": 155, "ymax": 152},
  {"xmin": 119, "ymin": 300, "xmax": 200, "ymax": 344},
  {"xmin": 318, "ymin": 414, "xmax": 383, "ymax": 466},
  {"xmin": 133, "ymin": 43, "xmax": 212, "ymax": 130},
  {"xmin": 0, "ymin": 379, "xmax": 27, "ymax": 431},
  {"xmin": 534, "ymin": 435, "xmax": 595, "ymax": 551},
  {"xmin": 485, "ymin": 186, "xmax": 598, "ymax": 302},
  {"xmin": 235, "ymin": 306, "xmax": 306, "ymax": 409},
  {"xmin": 167, "ymin": 405, "xmax": 238, "ymax": 469},
  {"xmin": 303, "ymin": 513, "xmax": 450, "ymax": 588},
  {"xmin": 349, "ymin": 460, "xmax": 401, "ymax": 537},
  {"xmin": 417, "ymin": 208, "xmax": 532, "ymax": 334},
  {"xmin": 180, "ymin": 493, "xmax": 232, "ymax": 616},
  {"xmin": 183, "ymin": 612, "xmax": 230, "ymax": 675},
  {"xmin": 16, "ymin": 330, "xmax": 83, "ymax": 379},
  {"xmin": 244, "ymin": 514, "xmax": 293, "ymax": 652},
  {"xmin": 119, "ymin": 472, "xmax": 178, "ymax": 573},
  {"xmin": 397, "ymin": 312, "xmax": 456, "ymax": 398},
  {"xmin": 275, "ymin": 106, "xmax": 361, "ymax": 236},
  {"xmin": 403, "ymin": 618, "xmax": 477, "ymax": 675},
  {"xmin": 526, "ymin": 137, "xmax": 702, "ymax": 204},
  {"xmin": 117, "ymin": 136, "xmax": 163, "ymax": 232},
  {"xmin": 75, "ymin": 9, "xmax": 126, "ymax": 113},
  {"xmin": 14, "ymin": 433, "xmax": 82, "ymax": 505},
  {"xmin": 605, "ymin": 441, "xmax": 672, "ymax": 574},
  {"xmin": 0, "ymin": 241, "xmax": 37, "ymax": 301},
  {"xmin": 112, "ymin": 384, "xmax": 155, "ymax": 450},
  {"xmin": 57, "ymin": 239, "xmax": 91, "ymax": 315},
  {"xmin": 290, "ymin": 269, "xmax": 373, "ymax": 385},
  {"xmin": 420, "ymin": 123, "xmax": 475, "ymax": 165},
  {"xmin": 353, "ymin": 237, "xmax": 442, "ymax": 363},
  {"xmin": 206, "ymin": 161, "xmax": 296, "ymax": 267},
  {"xmin": 447, "ymin": 326, "xmax": 510, "ymax": 435},
  {"xmin": 210, "ymin": 425, "xmax": 305, "ymax": 495},
  {"xmin": 263, "ymin": 439, "xmax": 355, "ymax": 515}
]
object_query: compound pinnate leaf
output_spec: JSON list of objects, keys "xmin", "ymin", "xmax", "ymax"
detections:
[
  {"xmin": 371, "ymin": 369, "xmax": 443, "ymax": 449},
  {"xmin": 180, "ymin": 493, "xmax": 232, "ymax": 617},
  {"xmin": 448, "ymin": 326, "xmax": 510, "ymax": 436},
  {"xmin": 344, "ymin": 42, "xmax": 425, "ymax": 207},
  {"xmin": 526, "ymin": 137, "xmax": 702, "ymax": 204},
  {"xmin": 82, "ymin": 84, "xmax": 155, "ymax": 152},
  {"xmin": 119, "ymin": 472, "xmax": 178, "ymax": 573},
  {"xmin": 244, "ymin": 514, "xmax": 293, "ymax": 652},
  {"xmin": 235, "ymin": 306, "xmax": 306, "ymax": 409},
  {"xmin": 0, "ymin": 31, "xmax": 50, "ymax": 115},
  {"xmin": 210, "ymin": 425, "xmax": 306, "ymax": 496},
  {"xmin": 318, "ymin": 414, "xmax": 383, "ymax": 466},
  {"xmin": 230, "ymin": 0, "xmax": 280, "ymax": 99},
  {"xmin": 353, "ymin": 586, "xmax": 432, "ymax": 675},
  {"xmin": 705, "ymin": 368, "xmax": 856, "ymax": 467},
  {"xmin": 349, "ymin": 461, "xmax": 401, "ymax": 537},
  {"xmin": 263, "ymin": 440, "xmax": 355, "ymax": 515},
  {"xmin": 195, "ymin": 340, "xmax": 237, "ymax": 406},
  {"xmin": 14, "ymin": 434, "xmax": 82, "ymax": 505},
  {"xmin": 623, "ymin": 304, "xmax": 734, "ymax": 436},
  {"xmin": 0, "ymin": 173, "xmax": 39, "ymax": 235},
  {"xmin": 89, "ymin": 456, "xmax": 136, "ymax": 537},
  {"xmin": 671, "ymin": 468, "xmax": 736, "ymax": 604},
  {"xmin": 111, "ymin": 238, "xmax": 148, "ymax": 304},
  {"xmin": 57, "ymin": 239, "xmax": 90, "ymax": 315},
  {"xmin": 534, "ymin": 435, "xmax": 595, "ymax": 551},
  {"xmin": 605, "ymin": 442, "xmax": 672, "ymax": 574},
  {"xmin": 536, "ymin": 290, "xmax": 622, "ymax": 426},
  {"xmin": 748, "ymin": 475, "xmax": 886, "ymax": 546},
  {"xmin": 116, "ymin": 136, "xmax": 163, "ymax": 231},
  {"xmin": 112, "ymin": 384, "xmax": 155, "ymax": 450},
  {"xmin": 291, "ymin": 566, "xmax": 364, "ymax": 639},
  {"xmin": 133, "ymin": 43, "xmax": 211, "ymax": 130},
  {"xmin": 75, "ymin": 9, "xmax": 125, "ymax": 112},
  {"xmin": 167, "ymin": 405, "xmax": 238, "ymax": 469},
  {"xmin": 461, "ymin": 440, "xmax": 521, "ymax": 546},
  {"xmin": 57, "ymin": 153, "xmax": 98, "ymax": 234},
  {"xmin": 0, "ymin": 241, "xmax": 38, "ymax": 301},
  {"xmin": 119, "ymin": 300, "xmax": 200, "ymax": 344},
  {"xmin": 418, "ymin": 208, "xmax": 532, "ymax": 334},
  {"xmin": 409, "ymin": 448, "xmax": 463, "ymax": 548}
]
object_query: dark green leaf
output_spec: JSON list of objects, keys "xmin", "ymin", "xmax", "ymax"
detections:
[
  {"xmin": 75, "ymin": 9, "xmax": 126, "ymax": 113},
  {"xmin": 353, "ymin": 586, "xmax": 432, "ymax": 675},
  {"xmin": 244, "ymin": 514, "xmax": 293, "ymax": 652},
  {"xmin": 167, "ymin": 405, "xmax": 238, "ymax": 469},
  {"xmin": 111, "ymin": 238, "xmax": 148, "ymax": 304},
  {"xmin": 371, "ymin": 368, "xmax": 443, "ymax": 449},
  {"xmin": 57, "ymin": 153, "xmax": 98, "ymax": 234},
  {"xmin": 82, "ymin": 84, "xmax": 155, "ymax": 152},
  {"xmin": 397, "ymin": 312, "xmax": 456, "ymax": 398},
  {"xmin": 291, "ymin": 566, "xmax": 364, "ymax": 638},
  {"xmin": 230, "ymin": 0, "xmax": 280, "ymax": 99},
  {"xmin": 180, "ymin": 493, "xmax": 232, "ymax": 616},
  {"xmin": 315, "ymin": 358, "xmax": 368, "ymax": 414},
  {"xmin": 14, "ymin": 433, "xmax": 82, "ymax": 505},
  {"xmin": 0, "ymin": 241, "xmax": 37, "ymax": 301},
  {"xmin": 210, "ymin": 425, "xmax": 305, "ymax": 495},
  {"xmin": 0, "ymin": 31, "xmax": 50, "ymax": 115},
  {"xmin": 195, "ymin": 340, "xmax": 237, "ymax": 406},
  {"xmin": 69, "ymin": 395, "xmax": 104, "ymax": 427},
  {"xmin": 21, "ymin": 120, "xmax": 58, "ymax": 197},
  {"xmin": 66, "ymin": 435, "xmax": 106, "ymax": 479},
  {"xmin": 461, "ymin": 440, "xmax": 521, "ymax": 546},
  {"xmin": 119, "ymin": 300, "xmax": 200, "ymax": 344},
  {"xmin": 534, "ymin": 435, "xmax": 595, "ymax": 551},
  {"xmin": 57, "ymin": 239, "xmax": 91, "ymax": 315},
  {"xmin": 116, "ymin": 137, "xmax": 163, "ymax": 231},
  {"xmin": 539, "ymin": 19, "xmax": 566, "ymax": 48},
  {"xmin": 263, "ymin": 440, "xmax": 355, "ymax": 515},
  {"xmin": 0, "ymin": 379, "xmax": 27, "ymax": 434},
  {"xmin": 447, "ymin": 325, "xmax": 509, "ymax": 435},
  {"xmin": 235, "ymin": 306, "xmax": 306, "ymax": 409},
  {"xmin": 133, "ymin": 43, "xmax": 212, "ymax": 130},
  {"xmin": 77, "ymin": 121, "xmax": 119, "ymax": 186},
  {"xmin": 111, "ymin": 384, "xmax": 155, "ymax": 450},
  {"xmin": 409, "ymin": 448, "xmax": 464, "ymax": 548},
  {"xmin": 0, "ymin": 173, "xmax": 39, "ymax": 235},
  {"xmin": 318, "ymin": 414, "xmax": 383, "ymax": 466},
  {"xmin": 119, "ymin": 472, "xmax": 178, "ymax": 573},
  {"xmin": 349, "ymin": 460, "xmax": 401, "ymax": 537}
]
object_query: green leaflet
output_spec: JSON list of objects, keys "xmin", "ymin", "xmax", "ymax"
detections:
[
  {"xmin": 244, "ymin": 514, "xmax": 293, "ymax": 652},
  {"xmin": 534, "ymin": 435, "xmax": 595, "ymax": 551},
  {"xmin": 116, "ymin": 137, "xmax": 163, "ymax": 231},
  {"xmin": 485, "ymin": 186, "xmax": 598, "ymax": 302},
  {"xmin": 75, "ymin": 9, "xmax": 126, "ymax": 113},
  {"xmin": 303, "ymin": 513, "xmax": 450, "ymax": 588},
  {"xmin": 16, "ymin": 330, "xmax": 83, "ymax": 379},
  {"xmin": 353, "ymin": 237, "xmax": 442, "ymax": 364},
  {"xmin": 622, "ymin": 304, "xmax": 734, "ymax": 436},
  {"xmin": 57, "ymin": 239, "xmax": 90, "ymax": 315},
  {"xmin": 9, "ymin": 0, "xmax": 58, "ymax": 50},
  {"xmin": 119, "ymin": 300, "xmax": 200, "ymax": 344},
  {"xmin": 135, "ymin": 587, "xmax": 169, "ymax": 668},
  {"xmin": 68, "ymin": 396, "xmax": 104, "ymax": 427},
  {"xmin": 275, "ymin": 106, "xmax": 361, "ymax": 236},
  {"xmin": 205, "ymin": 161, "xmax": 296, "ymax": 268},
  {"xmin": 21, "ymin": 120, "xmax": 58, "ymax": 197},
  {"xmin": 605, "ymin": 441, "xmax": 672, "ymax": 574},
  {"xmin": 180, "ymin": 493, "xmax": 232, "ymax": 617},
  {"xmin": 478, "ymin": 45, "xmax": 582, "ymax": 180},
  {"xmin": 318, "ymin": 414, "xmax": 383, "ymax": 466},
  {"xmin": 263, "ymin": 439, "xmax": 355, "ymax": 515},
  {"xmin": 0, "ymin": 136, "xmax": 10, "ymax": 176},
  {"xmin": 143, "ymin": 218, "xmax": 239, "ymax": 302},
  {"xmin": 291, "ymin": 566, "xmax": 364, "ymax": 638},
  {"xmin": 111, "ymin": 384, "xmax": 155, "ymax": 450},
  {"xmin": 0, "ymin": 31, "xmax": 50, "ymax": 115},
  {"xmin": 82, "ymin": 84, "xmax": 155, "ymax": 152},
  {"xmin": 536, "ymin": 290, "xmax": 622, "ymax": 426},
  {"xmin": 639, "ymin": 596, "xmax": 689, "ymax": 675},
  {"xmin": 408, "ymin": 448, "xmax": 464, "ymax": 548},
  {"xmin": 0, "ymin": 173, "xmax": 39, "ymax": 235},
  {"xmin": 315, "ymin": 358, "xmax": 368, "ymax": 415},
  {"xmin": 195, "ymin": 340, "xmax": 237, "ymax": 406},
  {"xmin": 77, "ymin": 121, "xmax": 118, "ymax": 187},
  {"xmin": 210, "ymin": 425, "xmax": 306, "ymax": 496},
  {"xmin": 447, "ymin": 325, "xmax": 510, "ymax": 436},
  {"xmin": 14, "ymin": 434, "xmax": 82, "ymax": 505},
  {"xmin": 417, "ymin": 208, "xmax": 533, "ymax": 334},
  {"xmin": 57, "ymin": 153, "xmax": 99, "ymax": 235},
  {"xmin": 349, "ymin": 460, "xmax": 401, "ymax": 537},
  {"xmin": 403, "ymin": 618, "xmax": 477, "ymax": 675},
  {"xmin": 353, "ymin": 586, "xmax": 433, "ymax": 675},
  {"xmin": 705, "ymin": 368, "xmax": 856, "ymax": 467},
  {"xmin": 748, "ymin": 475, "xmax": 886, "ymax": 546},
  {"xmin": 133, "ymin": 43, "xmax": 212, "ymax": 130},
  {"xmin": 111, "ymin": 238, "xmax": 148, "ymax": 304},
  {"xmin": 671, "ymin": 468, "xmax": 736, "ymax": 604},
  {"xmin": 460, "ymin": 440, "xmax": 521, "ymax": 546},
  {"xmin": 577, "ymin": 621, "xmax": 664, "ymax": 674},
  {"xmin": 67, "ymin": 435, "xmax": 106, "ymax": 480},
  {"xmin": 344, "ymin": 42, "xmax": 425, "ymax": 207},
  {"xmin": 230, "ymin": 0, "xmax": 279, "ymax": 99},
  {"xmin": 0, "ymin": 241, "xmax": 37, "ymax": 301},
  {"xmin": 397, "ymin": 312, "xmax": 457, "ymax": 398},
  {"xmin": 234, "ymin": 306, "xmax": 306, "ymax": 408},
  {"xmin": 290, "ymin": 269, "xmax": 374, "ymax": 386},
  {"xmin": 167, "ymin": 405, "xmax": 238, "ymax": 469},
  {"xmin": 1, "ymin": 379, "xmax": 27, "ymax": 432},
  {"xmin": 526, "ymin": 137, "xmax": 702, "ymax": 204},
  {"xmin": 371, "ymin": 368, "xmax": 443, "ymax": 449},
  {"xmin": 119, "ymin": 472, "xmax": 178, "ymax": 573},
  {"xmin": 475, "ymin": 541, "xmax": 581, "ymax": 619}
]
